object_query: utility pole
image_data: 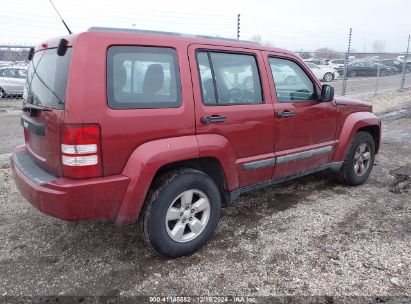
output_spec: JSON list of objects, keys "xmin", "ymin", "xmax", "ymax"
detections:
[
  {"xmin": 374, "ymin": 56, "xmax": 381, "ymax": 96},
  {"xmin": 400, "ymin": 34, "xmax": 410, "ymax": 91},
  {"xmin": 341, "ymin": 27, "xmax": 352, "ymax": 96},
  {"xmin": 237, "ymin": 14, "xmax": 241, "ymax": 40}
]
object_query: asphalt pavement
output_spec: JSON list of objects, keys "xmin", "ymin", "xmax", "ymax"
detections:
[{"xmin": 332, "ymin": 74, "xmax": 409, "ymax": 97}]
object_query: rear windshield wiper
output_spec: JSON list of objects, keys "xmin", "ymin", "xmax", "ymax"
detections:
[{"xmin": 23, "ymin": 103, "xmax": 50, "ymax": 112}]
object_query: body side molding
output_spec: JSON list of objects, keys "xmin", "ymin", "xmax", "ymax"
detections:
[{"xmin": 229, "ymin": 162, "xmax": 343, "ymax": 203}]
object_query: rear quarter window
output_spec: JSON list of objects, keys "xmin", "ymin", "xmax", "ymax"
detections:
[{"xmin": 107, "ymin": 46, "xmax": 181, "ymax": 109}]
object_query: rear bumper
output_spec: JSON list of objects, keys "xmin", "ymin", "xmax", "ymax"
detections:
[{"xmin": 11, "ymin": 147, "xmax": 130, "ymax": 221}]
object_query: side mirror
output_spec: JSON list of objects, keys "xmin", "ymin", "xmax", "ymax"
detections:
[{"xmin": 321, "ymin": 84, "xmax": 334, "ymax": 102}]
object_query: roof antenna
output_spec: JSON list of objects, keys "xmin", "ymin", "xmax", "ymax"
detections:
[{"xmin": 49, "ymin": 0, "xmax": 72, "ymax": 34}]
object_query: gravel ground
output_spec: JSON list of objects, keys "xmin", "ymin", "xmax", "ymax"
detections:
[
  {"xmin": 362, "ymin": 89, "xmax": 411, "ymax": 114},
  {"xmin": 0, "ymin": 93, "xmax": 410, "ymax": 300}
]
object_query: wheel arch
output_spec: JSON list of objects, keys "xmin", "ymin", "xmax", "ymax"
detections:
[
  {"xmin": 357, "ymin": 125, "xmax": 380, "ymax": 154},
  {"xmin": 324, "ymin": 72, "xmax": 334, "ymax": 81},
  {"xmin": 115, "ymin": 134, "xmax": 239, "ymax": 224},
  {"xmin": 153, "ymin": 157, "xmax": 230, "ymax": 206},
  {"xmin": 333, "ymin": 112, "xmax": 381, "ymax": 162}
]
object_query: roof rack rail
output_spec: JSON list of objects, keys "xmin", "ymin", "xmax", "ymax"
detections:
[{"xmin": 87, "ymin": 27, "xmax": 258, "ymax": 44}]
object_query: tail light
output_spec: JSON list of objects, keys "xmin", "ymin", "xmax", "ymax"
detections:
[{"xmin": 61, "ymin": 124, "xmax": 102, "ymax": 179}]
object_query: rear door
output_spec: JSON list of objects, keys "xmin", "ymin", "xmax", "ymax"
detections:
[
  {"xmin": 22, "ymin": 47, "xmax": 72, "ymax": 176},
  {"xmin": 263, "ymin": 52, "xmax": 337, "ymax": 179},
  {"xmin": 0, "ymin": 68, "xmax": 16, "ymax": 93},
  {"xmin": 13, "ymin": 68, "xmax": 27, "ymax": 94},
  {"xmin": 188, "ymin": 44, "xmax": 275, "ymax": 187}
]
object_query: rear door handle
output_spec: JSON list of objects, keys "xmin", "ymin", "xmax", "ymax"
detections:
[
  {"xmin": 277, "ymin": 110, "xmax": 295, "ymax": 118},
  {"xmin": 201, "ymin": 115, "xmax": 226, "ymax": 124}
]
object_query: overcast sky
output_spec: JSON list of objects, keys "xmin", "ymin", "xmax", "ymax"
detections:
[{"xmin": 1, "ymin": 0, "xmax": 410, "ymax": 52}]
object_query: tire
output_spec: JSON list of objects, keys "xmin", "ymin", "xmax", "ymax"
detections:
[
  {"xmin": 380, "ymin": 70, "xmax": 387, "ymax": 77},
  {"xmin": 337, "ymin": 131, "xmax": 375, "ymax": 186},
  {"xmin": 323, "ymin": 72, "xmax": 333, "ymax": 82},
  {"xmin": 0, "ymin": 88, "xmax": 6, "ymax": 99},
  {"xmin": 348, "ymin": 70, "xmax": 357, "ymax": 77},
  {"xmin": 140, "ymin": 168, "xmax": 222, "ymax": 258}
]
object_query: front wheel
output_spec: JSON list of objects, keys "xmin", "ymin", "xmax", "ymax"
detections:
[
  {"xmin": 140, "ymin": 169, "xmax": 221, "ymax": 258},
  {"xmin": 337, "ymin": 131, "xmax": 375, "ymax": 186},
  {"xmin": 348, "ymin": 70, "xmax": 357, "ymax": 77},
  {"xmin": 323, "ymin": 72, "xmax": 333, "ymax": 82}
]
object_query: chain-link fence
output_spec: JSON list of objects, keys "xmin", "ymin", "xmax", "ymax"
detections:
[
  {"xmin": 1, "ymin": 44, "xmax": 410, "ymax": 103},
  {"xmin": 296, "ymin": 50, "xmax": 411, "ymax": 97},
  {"xmin": 0, "ymin": 45, "xmax": 31, "ymax": 102}
]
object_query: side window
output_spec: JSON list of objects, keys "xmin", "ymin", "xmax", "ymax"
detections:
[
  {"xmin": 0, "ymin": 68, "xmax": 14, "ymax": 78},
  {"xmin": 197, "ymin": 52, "xmax": 217, "ymax": 104},
  {"xmin": 17, "ymin": 69, "xmax": 27, "ymax": 79},
  {"xmin": 269, "ymin": 57, "xmax": 316, "ymax": 102},
  {"xmin": 107, "ymin": 46, "xmax": 181, "ymax": 109},
  {"xmin": 197, "ymin": 51, "xmax": 263, "ymax": 105}
]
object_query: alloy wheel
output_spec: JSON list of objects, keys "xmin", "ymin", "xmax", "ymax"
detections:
[
  {"xmin": 353, "ymin": 143, "xmax": 371, "ymax": 177},
  {"xmin": 165, "ymin": 189, "xmax": 211, "ymax": 243}
]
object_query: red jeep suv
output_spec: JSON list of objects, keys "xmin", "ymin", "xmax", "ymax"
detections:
[{"xmin": 12, "ymin": 28, "xmax": 381, "ymax": 257}]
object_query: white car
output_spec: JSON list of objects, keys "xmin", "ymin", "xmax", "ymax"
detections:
[
  {"xmin": 0, "ymin": 67, "xmax": 27, "ymax": 98},
  {"xmin": 303, "ymin": 59, "xmax": 331, "ymax": 69},
  {"xmin": 327, "ymin": 59, "xmax": 346, "ymax": 70},
  {"xmin": 306, "ymin": 63, "xmax": 339, "ymax": 82}
]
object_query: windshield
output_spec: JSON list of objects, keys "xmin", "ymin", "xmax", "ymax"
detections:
[{"xmin": 24, "ymin": 48, "xmax": 72, "ymax": 109}]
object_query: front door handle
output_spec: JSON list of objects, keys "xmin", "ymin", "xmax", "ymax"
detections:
[
  {"xmin": 277, "ymin": 110, "xmax": 295, "ymax": 118},
  {"xmin": 201, "ymin": 115, "xmax": 226, "ymax": 124}
]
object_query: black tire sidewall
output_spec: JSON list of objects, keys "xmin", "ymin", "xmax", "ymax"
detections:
[
  {"xmin": 324, "ymin": 73, "xmax": 333, "ymax": 82},
  {"xmin": 344, "ymin": 132, "xmax": 375, "ymax": 185},
  {"xmin": 146, "ymin": 172, "xmax": 221, "ymax": 258}
]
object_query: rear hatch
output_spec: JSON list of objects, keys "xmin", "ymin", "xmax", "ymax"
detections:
[{"xmin": 22, "ymin": 47, "xmax": 72, "ymax": 177}]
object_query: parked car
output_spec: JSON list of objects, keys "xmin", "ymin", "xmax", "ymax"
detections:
[
  {"xmin": 303, "ymin": 59, "xmax": 330, "ymax": 68},
  {"xmin": 0, "ymin": 66, "xmax": 27, "ymax": 98},
  {"xmin": 0, "ymin": 61, "xmax": 14, "ymax": 68},
  {"xmin": 12, "ymin": 28, "xmax": 381, "ymax": 257},
  {"xmin": 375, "ymin": 62, "xmax": 398, "ymax": 75},
  {"xmin": 380, "ymin": 59, "xmax": 404, "ymax": 73},
  {"xmin": 383, "ymin": 59, "xmax": 411, "ymax": 73},
  {"xmin": 306, "ymin": 62, "xmax": 339, "ymax": 81},
  {"xmin": 339, "ymin": 60, "xmax": 396, "ymax": 77},
  {"xmin": 327, "ymin": 59, "xmax": 345, "ymax": 70}
]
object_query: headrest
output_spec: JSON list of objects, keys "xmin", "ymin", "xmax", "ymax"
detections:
[{"xmin": 143, "ymin": 64, "xmax": 164, "ymax": 95}]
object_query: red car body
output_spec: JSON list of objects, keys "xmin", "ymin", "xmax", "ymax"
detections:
[{"xmin": 11, "ymin": 29, "xmax": 381, "ymax": 224}]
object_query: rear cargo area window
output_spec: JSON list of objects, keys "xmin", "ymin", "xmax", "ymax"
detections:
[
  {"xmin": 25, "ymin": 48, "xmax": 72, "ymax": 109},
  {"xmin": 107, "ymin": 46, "xmax": 181, "ymax": 109}
]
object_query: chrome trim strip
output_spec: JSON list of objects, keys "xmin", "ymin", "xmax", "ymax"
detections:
[
  {"xmin": 243, "ymin": 157, "xmax": 276, "ymax": 171},
  {"xmin": 276, "ymin": 145, "xmax": 333, "ymax": 164},
  {"xmin": 230, "ymin": 163, "xmax": 332, "ymax": 203}
]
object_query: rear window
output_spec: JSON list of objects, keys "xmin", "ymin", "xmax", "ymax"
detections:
[
  {"xmin": 107, "ymin": 46, "xmax": 181, "ymax": 109},
  {"xmin": 24, "ymin": 48, "xmax": 71, "ymax": 109}
]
